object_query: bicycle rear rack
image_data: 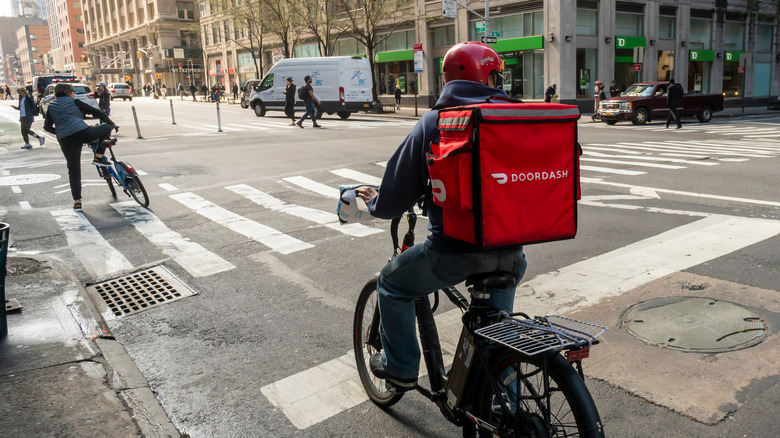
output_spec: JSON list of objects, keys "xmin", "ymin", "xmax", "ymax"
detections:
[{"xmin": 474, "ymin": 315, "xmax": 606, "ymax": 357}]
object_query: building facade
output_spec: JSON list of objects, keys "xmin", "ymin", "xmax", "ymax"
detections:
[
  {"xmin": 15, "ymin": 23, "xmax": 50, "ymax": 83},
  {"xmin": 200, "ymin": 0, "xmax": 779, "ymax": 108},
  {"xmin": 44, "ymin": 0, "xmax": 88, "ymax": 77},
  {"xmin": 0, "ymin": 16, "xmax": 45, "ymax": 85},
  {"xmin": 82, "ymin": 0, "xmax": 201, "ymax": 91}
]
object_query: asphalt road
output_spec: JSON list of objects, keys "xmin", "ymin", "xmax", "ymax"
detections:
[{"xmin": 1, "ymin": 97, "xmax": 779, "ymax": 437}]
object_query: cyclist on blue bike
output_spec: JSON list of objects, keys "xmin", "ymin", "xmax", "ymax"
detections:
[
  {"xmin": 44, "ymin": 82, "xmax": 116, "ymax": 212},
  {"xmin": 356, "ymin": 42, "xmax": 527, "ymax": 390}
]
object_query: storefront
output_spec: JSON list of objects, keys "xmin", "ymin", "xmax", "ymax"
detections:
[
  {"xmin": 237, "ymin": 52, "xmax": 260, "ymax": 85},
  {"xmin": 656, "ymin": 50, "xmax": 675, "ymax": 82},
  {"xmin": 688, "ymin": 50, "xmax": 713, "ymax": 93},
  {"xmin": 374, "ymin": 51, "xmax": 415, "ymax": 96},
  {"xmin": 493, "ymin": 36, "xmax": 545, "ymax": 99},
  {"xmin": 614, "ymin": 36, "xmax": 646, "ymax": 91},
  {"xmin": 722, "ymin": 51, "xmax": 744, "ymax": 97}
]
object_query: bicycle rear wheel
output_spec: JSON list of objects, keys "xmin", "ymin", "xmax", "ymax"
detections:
[
  {"xmin": 127, "ymin": 176, "xmax": 149, "ymax": 207},
  {"xmin": 353, "ymin": 278, "xmax": 404, "ymax": 407},
  {"xmin": 106, "ymin": 176, "xmax": 117, "ymax": 198},
  {"xmin": 470, "ymin": 349, "xmax": 604, "ymax": 437}
]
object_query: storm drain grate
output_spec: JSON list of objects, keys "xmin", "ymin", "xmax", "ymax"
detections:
[{"xmin": 88, "ymin": 266, "xmax": 197, "ymax": 319}]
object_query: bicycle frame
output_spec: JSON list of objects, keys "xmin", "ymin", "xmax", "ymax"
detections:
[{"xmin": 91, "ymin": 139, "xmax": 135, "ymax": 190}]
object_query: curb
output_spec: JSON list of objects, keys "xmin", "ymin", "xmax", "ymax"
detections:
[{"xmin": 23, "ymin": 254, "xmax": 181, "ymax": 438}]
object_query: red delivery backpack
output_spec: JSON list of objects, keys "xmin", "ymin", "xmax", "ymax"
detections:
[{"xmin": 426, "ymin": 101, "xmax": 582, "ymax": 248}]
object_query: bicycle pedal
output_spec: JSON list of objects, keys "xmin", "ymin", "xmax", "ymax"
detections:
[{"xmin": 384, "ymin": 381, "xmax": 416, "ymax": 393}]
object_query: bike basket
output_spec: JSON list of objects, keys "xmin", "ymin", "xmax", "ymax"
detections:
[{"xmin": 474, "ymin": 315, "xmax": 606, "ymax": 357}]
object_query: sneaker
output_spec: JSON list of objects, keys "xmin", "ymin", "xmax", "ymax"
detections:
[
  {"xmin": 92, "ymin": 156, "xmax": 111, "ymax": 167},
  {"xmin": 38, "ymin": 136, "xmax": 45, "ymax": 146},
  {"xmin": 369, "ymin": 353, "xmax": 417, "ymax": 391},
  {"xmin": 20, "ymin": 144, "xmax": 32, "ymax": 150},
  {"xmin": 296, "ymin": 121, "xmax": 304, "ymax": 129},
  {"xmin": 73, "ymin": 201, "xmax": 82, "ymax": 212},
  {"xmin": 313, "ymin": 124, "xmax": 322, "ymax": 128}
]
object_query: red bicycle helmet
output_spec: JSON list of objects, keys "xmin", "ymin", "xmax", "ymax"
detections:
[{"xmin": 442, "ymin": 42, "xmax": 504, "ymax": 84}]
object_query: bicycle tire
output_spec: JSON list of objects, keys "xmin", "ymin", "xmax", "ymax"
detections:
[
  {"xmin": 105, "ymin": 176, "xmax": 117, "ymax": 198},
  {"xmin": 128, "ymin": 176, "xmax": 149, "ymax": 208},
  {"xmin": 353, "ymin": 278, "xmax": 404, "ymax": 408},
  {"xmin": 470, "ymin": 349, "xmax": 604, "ymax": 438}
]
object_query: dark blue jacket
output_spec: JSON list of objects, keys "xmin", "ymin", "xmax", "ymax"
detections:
[
  {"xmin": 43, "ymin": 96, "xmax": 113, "ymax": 140},
  {"xmin": 367, "ymin": 80, "xmax": 514, "ymax": 252},
  {"xmin": 18, "ymin": 95, "xmax": 36, "ymax": 122}
]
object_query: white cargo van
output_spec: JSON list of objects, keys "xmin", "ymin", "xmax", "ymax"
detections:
[{"xmin": 248, "ymin": 56, "xmax": 373, "ymax": 119}]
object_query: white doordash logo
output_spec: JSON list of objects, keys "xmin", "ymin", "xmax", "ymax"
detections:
[
  {"xmin": 492, "ymin": 170, "xmax": 569, "ymax": 184},
  {"xmin": 431, "ymin": 179, "xmax": 447, "ymax": 202}
]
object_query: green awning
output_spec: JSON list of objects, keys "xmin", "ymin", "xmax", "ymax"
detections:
[
  {"xmin": 689, "ymin": 50, "xmax": 715, "ymax": 62},
  {"xmin": 374, "ymin": 49, "xmax": 414, "ymax": 63},
  {"xmin": 615, "ymin": 36, "xmax": 646, "ymax": 49},
  {"xmin": 614, "ymin": 56, "xmax": 634, "ymax": 63},
  {"xmin": 490, "ymin": 35, "xmax": 544, "ymax": 53},
  {"xmin": 724, "ymin": 51, "xmax": 743, "ymax": 62}
]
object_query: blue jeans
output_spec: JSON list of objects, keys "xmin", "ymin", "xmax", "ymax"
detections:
[
  {"xmin": 297, "ymin": 100, "xmax": 317, "ymax": 125},
  {"xmin": 377, "ymin": 243, "xmax": 527, "ymax": 379}
]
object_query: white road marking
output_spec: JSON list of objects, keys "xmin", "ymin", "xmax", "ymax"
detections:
[
  {"xmin": 11, "ymin": 186, "xmax": 21, "ymax": 193},
  {"xmin": 110, "ymin": 202, "xmax": 235, "ymax": 277},
  {"xmin": 51, "ymin": 209, "xmax": 134, "ymax": 280},
  {"xmin": 283, "ymin": 176, "xmax": 340, "ymax": 199},
  {"xmin": 330, "ymin": 168, "xmax": 382, "ymax": 185},
  {"xmin": 158, "ymin": 183, "xmax": 178, "ymax": 192},
  {"xmin": 226, "ymin": 184, "xmax": 381, "ymax": 237},
  {"xmin": 19, "ymin": 201, "xmax": 31, "ymax": 209},
  {"xmin": 580, "ymin": 165, "xmax": 646, "ymax": 176},
  {"xmin": 135, "ymin": 170, "xmax": 148, "ymax": 176},
  {"xmin": 170, "ymin": 192, "xmax": 313, "ymax": 254},
  {"xmin": 261, "ymin": 214, "xmax": 780, "ymax": 429},
  {"xmin": 580, "ymin": 157, "xmax": 685, "ymax": 169},
  {"xmin": 583, "ymin": 151, "xmax": 718, "ymax": 166}
]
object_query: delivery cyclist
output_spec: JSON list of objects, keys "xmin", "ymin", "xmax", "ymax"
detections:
[{"xmin": 356, "ymin": 42, "xmax": 527, "ymax": 390}]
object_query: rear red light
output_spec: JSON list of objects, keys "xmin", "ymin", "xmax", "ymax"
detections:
[
  {"xmin": 110, "ymin": 90, "xmax": 115, "ymax": 93},
  {"xmin": 565, "ymin": 348, "xmax": 590, "ymax": 362},
  {"xmin": 87, "ymin": 93, "xmax": 94, "ymax": 98},
  {"xmin": 124, "ymin": 164, "xmax": 134, "ymax": 172},
  {"xmin": 339, "ymin": 86, "xmax": 344, "ymax": 102}
]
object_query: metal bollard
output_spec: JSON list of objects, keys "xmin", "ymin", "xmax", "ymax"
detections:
[
  {"xmin": 131, "ymin": 106, "xmax": 144, "ymax": 139},
  {"xmin": 1, "ymin": 222, "xmax": 9, "ymax": 339},
  {"xmin": 170, "ymin": 100, "xmax": 177, "ymax": 125},
  {"xmin": 216, "ymin": 99, "xmax": 223, "ymax": 133}
]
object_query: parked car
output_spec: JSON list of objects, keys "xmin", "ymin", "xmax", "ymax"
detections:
[
  {"xmin": 597, "ymin": 82, "xmax": 724, "ymax": 125},
  {"xmin": 723, "ymin": 87, "xmax": 740, "ymax": 97},
  {"xmin": 248, "ymin": 56, "xmax": 374, "ymax": 119},
  {"xmin": 40, "ymin": 83, "xmax": 99, "ymax": 118},
  {"xmin": 240, "ymin": 79, "xmax": 260, "ymax": 109},
  {"xmin": 768, "ymin": 95, "xmax": 780, "ymax": 111},
  {"xmin": 107, "ymin": 83, "xmax": 133, "ymax": 100}
]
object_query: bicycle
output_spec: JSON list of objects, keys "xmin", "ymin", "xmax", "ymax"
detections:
[
  {"xmin": 90, "ymin": 134, "xmax": 149, "ymax": 208},
  {"xmin": 345, "ymin": 186, "xmax": 606, "ymax": 438}
]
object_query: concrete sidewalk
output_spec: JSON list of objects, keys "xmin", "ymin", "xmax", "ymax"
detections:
[{"xmin": 0, "ymin": 255, "xmax": 181, "ymax": 438}]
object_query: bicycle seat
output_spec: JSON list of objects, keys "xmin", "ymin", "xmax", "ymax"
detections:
[
  {"xmin": 466, "ymin": 272, "xmax": 516, "ymax": 291},
  {"xmin": 101, "ymin": 137, "xmax": 117, "ymax": 147}
]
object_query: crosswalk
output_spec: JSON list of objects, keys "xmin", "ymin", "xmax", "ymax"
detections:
[
  {"xmin": 179, "ymin": 118, "xmax": 416, "ymax": 135},
  {"xmin": 588, "ymin": 120, "xmax": 780, "ymax": 139},
  {"xmin": 579, "ymin": 138, "xmax": 780, "ymax": 176}
]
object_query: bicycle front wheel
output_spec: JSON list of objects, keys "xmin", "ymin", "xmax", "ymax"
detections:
[
  {"xmin": 470, "ymin": 350, "xmax": 604, "ymax": 438},
  {"xmin": 127, "ymin": 176, "xmax": 149, "ymax": 208},
  {"xmin": 353, "ymin": 278, "xmax": 404, "ymax": 408}
]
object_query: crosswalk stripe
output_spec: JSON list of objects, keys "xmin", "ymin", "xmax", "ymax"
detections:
[
  {"xmin": 580, "ymin": 157, "xmax": 685, "ymax": 169},
  {"xmin": 110, "ymin": 202, "xmax": 236, "ymax": 277},
  {"xmin": 660, "ymin": 141, "xmax": 774, "ymax": 156},
  {"xmin": 226, "ymin": 184, "xmax": 381, "ymax": 237},
  {"xmin": 283, "ymin": 176, "xmax": 340, "ymax": 199},
  {"xmin": 580, "ymin": 165, "xmax": 646, "ymax": 175},
  {"xmin": 170, "ymin": 192, "xmax": 313, "ymax": 254},
  {"xmin": 675, "ymin": 140, "xmax": 779, "ymax": 153},
  {"xmin": 584, "ymin": 151, "xmax": 718, "ymax": 166},
  {"xmin": 330, "ymin": 168, "xmax": 382, "ymax": 185},
  {"xmin": 605, "ymin": 142, "xmax": 769, "ymax": 158},
  {"xmin": 51, "ymin": 209, "xmax": 134, "ymax": 280},
  {"xmin": 228, "ymin": 123, "xmax": 271, "ymax": 130},
  {"xmin": 261, "ymin": 214, "xmax": 780, "ymax": 430}
]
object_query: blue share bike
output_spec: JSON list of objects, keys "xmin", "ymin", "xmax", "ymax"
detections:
[{"xmin": 91, "ymin": 135, "xmax": 149, "ymax": 207}]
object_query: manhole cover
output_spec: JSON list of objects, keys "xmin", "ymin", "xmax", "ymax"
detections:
[
  {"xmin": 87, "ymin": 266, "xmax": 197, "ymax": 319},
  {"xmin": 621, "ymin": 297, "xmax": 766, "ymax": 353}
]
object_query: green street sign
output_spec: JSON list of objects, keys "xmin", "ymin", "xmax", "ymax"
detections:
[
  {"xmin": 476, "ymin": 21, "xmax": 485, "ymax": 32},
  {"xmin": 490, "ymin": 31, "xmax": 501, "ymax": 37}
]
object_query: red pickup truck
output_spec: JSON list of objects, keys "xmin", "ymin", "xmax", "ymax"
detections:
[{"xmin": 597, "ymin": 82, "xmax": 724, "ymax": 125}]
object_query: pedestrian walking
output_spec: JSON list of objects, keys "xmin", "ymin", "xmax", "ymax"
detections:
[
  {"xmin": 544, "ymin": 84, "xmax": 557, "ymax": 103},
  {"xmin": 161, "ymin": 84, "xmax": 168, "ymax": 99},
  {"xmin": 43, "ymin": 83, "xmax": 116, "ymax": 212},
  {"xmin": 5, "ymin": 85, "xmax": 12, "ymax": 100},
  {"xmin": 190, "ymin": 83, "xmax": 197, "ymax": 101},
  {"xmin": 232, "ymin": 82, "xmax": 238, "ymax": 101},
  {"xmin": 12, "ymin": 87, "xmax": 44, "ymax": 149},
  {"xmin": 201, "ymin": 84, "xmax": 208, "ymax": 100},
  {"xmin": 395, "ymin": 86, "xmax": 402, "ymax": 110},
  {"xmin": 282, "ymin": 77, "xmax": 296, "ymax": 125},
  {"xmin": 296, "ymin": 75, "xmax": 321, "ymax": 129},
  {"xmin": 0, "ymin": 86, "xmax": 4, "ymax": 100},
  {"xmin": 96, "ymin": 82, "xmax": 111, "ymax": 117},
  {"xmin": 177, "ymin": 83, "xmax": 184, "ymax": 99},
  {"xmin": 665, "ymin": 78, "xmax": 683, "ymax": 129},
  {"xmin": 591, "ymin": 80, "xmax": 605, "ymax": 122}
]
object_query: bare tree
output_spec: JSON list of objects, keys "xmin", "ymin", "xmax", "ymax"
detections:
[
  {"xmin": 220, "ymin": 0, "xmax": 266, "ymax": 79},
  {"xmin": 294, "ymin": 0, "xmax": 343, "ymax": 57},
  {"xmin": 334, "ymin": 0, "xmax": 407, "ymax": 100},
  {"xmin": 262, "ymin": 0, "xmax": 304, "ymax": 59}
]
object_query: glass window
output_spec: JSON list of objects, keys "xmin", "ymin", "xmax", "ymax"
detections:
[
  {"xmin": 576, "ymin": 10, "xmax": 597, "ymax": 35},
  {"xmin": 433, "ymin": 25, "xmax": 455, "ymax": 47},
  {"xmin": 754, "ymin": 63, "xmax": 771, "ymax": 96},
  {"xmin": 224, "ymin": 21, "xmax": 230, "ymax": 41},
  {"xmin": 294, "ymin": 43, "xmax": 321, "ymax": 58},
  {"xmin": 755, "ymin": 24, "xmax": 773, "ymax": 53},
  {"xmin": 259, "ymin": 73, "xmax": 274, "ymax": 91},
  {"xmin": 723, "ymin": 22, "xmax": 744, "ymax": 51},
  {"xmin": 659, "ymin": 16, "xmax": 675, "ymax": 39},
  {"xmin": 177, "ymin": 2, "xmax": 194, "ymax": 20},
  {"xmin": 689, "ymin": 19, "xmax": 712, "ymax": 50},
  {"xmin": 532, "ymin": 11, "xmax": 544, "ymax": 35},
  {"xmin": 385, "ymin": 32, "xmax": 407, "ymax": 51},
  {"xmin": 199, "ymin": 1, "xmax": 207, "ymax": 17},
  {"xmin": 615, "ymin": 13, "xmax": 642, "ymax": 37},
  {"xmin": 576, "ymin": 48, "xmax": 597, "ymax": 97},
  {"xmin": 657, "ymin": 50, "xmax": 674, "ymax": 81}
]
